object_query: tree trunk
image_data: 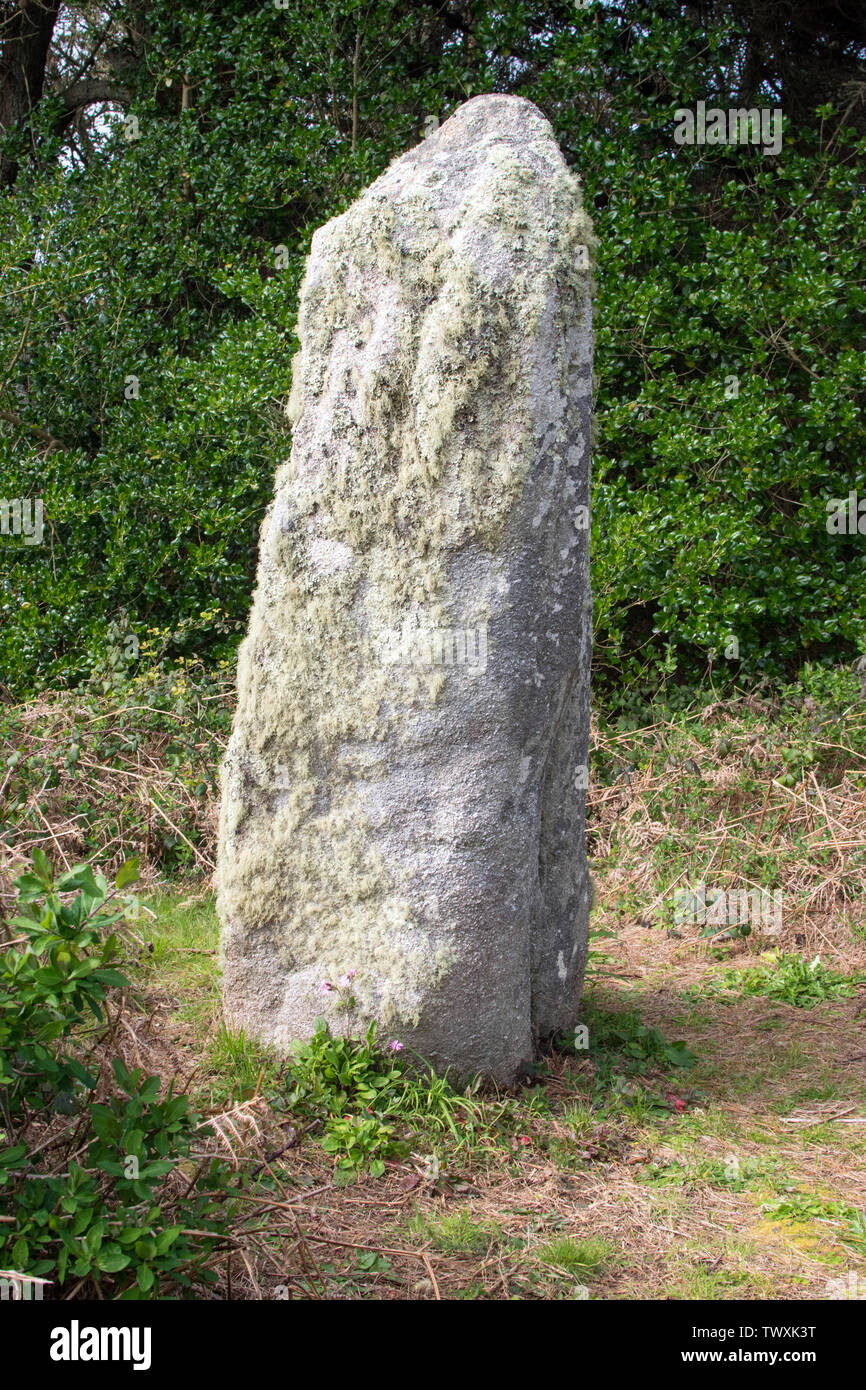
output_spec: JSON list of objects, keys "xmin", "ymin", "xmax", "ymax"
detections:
[{"xmin": 0, "ymin": 0, "xmax": 62, "ymax": 189}]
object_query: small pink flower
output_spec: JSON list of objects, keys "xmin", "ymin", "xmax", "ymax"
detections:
[
  {"xmin": 389, "ymin": 1040, "xmax": 404, "ymax": 1052},
  {"xmin": 320, "ymin": 980, "xmax": 334, "ymax": 994},
  {"xmin": 338, "ymin": 973, "xmax": 353, "ymax": 989}
]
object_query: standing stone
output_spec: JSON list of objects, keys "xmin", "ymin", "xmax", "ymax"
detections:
[{"xmin": 217, "ymin": 94, "xmax": 594, "ymax": 1084}]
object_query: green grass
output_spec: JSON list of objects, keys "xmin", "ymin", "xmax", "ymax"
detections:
[
  {"xmin": 560, "ymin": 1101, "xmax": 598, "ymax": 1140},
  {"xmin": 637, "ymin": 1153, "xmax": 775, "ymax": 1194},
  {"xmin": 702, "ymin": 954, "xmax": 861, "ymax": 1008},
  {"xmin": 205, "ymin": 1025, "xmax": 286, "ymax": 1107},
  {"xmin": 665, "ymin": 1264, "xmax": 757, "ymax": 1300},
  {"xmin": 107, "ymin": 674, "xmax": 865, "ymax": 1296},
  {"xmin": 593, "ymin": 665, "xmax": 866, "ymax": 944},
  {"xmin": 129, "ymin": 892, "xmax": 289, "ymax": 1107},
  {"xmin": 534, "ymin": 1235, "xmax": 612, "ymax": 1277},
  {"xmin": 135, "ymin": 890, "xmax": 221, "ymax": 1030},
  {"xmin": 409, "ymin": 1210, "xmax": 496, "ymax": 1256}
]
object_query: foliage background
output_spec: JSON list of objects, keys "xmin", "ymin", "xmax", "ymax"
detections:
[{"xmin": 1, "ymin": 0, "xmax": 864, "ymax": 701}]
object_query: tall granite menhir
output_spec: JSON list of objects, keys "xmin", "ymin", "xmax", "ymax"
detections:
[{"xmin": 217, "ymin": 94, "xmax": 594, "ymax": 1083}]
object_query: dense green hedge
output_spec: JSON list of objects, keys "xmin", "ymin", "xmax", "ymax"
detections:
[{"xmin": 1, "ymin": 1, "xmax": 863, "ymax": 698}]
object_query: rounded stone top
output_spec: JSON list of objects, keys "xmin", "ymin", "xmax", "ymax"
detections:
[{"xmin": 434, "ymin": 93, "xmax": 556, "ymax": 145}]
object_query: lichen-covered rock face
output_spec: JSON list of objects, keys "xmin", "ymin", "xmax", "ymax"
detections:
[{"xmin": 216, "ymin": 94, "xmax": 594, "ymax": 1084}]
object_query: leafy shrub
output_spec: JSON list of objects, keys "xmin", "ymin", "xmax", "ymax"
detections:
[
  {"xmin": 287, "ymin": 1019, "xmax": 406, "ymax": 1116},
  {"xmin": 568, "ymin": 1002, "xmax": 696, "ymax": 1078},
  {"xmin": 1, "ymin": 5, "xmax": 863, "ymax": 700},
  {"xmin": 320, "ymin": 1112, "xmax": 408, "ymax": 1183},
  {"xmin": 286, "ymin": 1021, "xmax": 412, "ymax": 1183},
  {"xmin": 285, "ymin": 1019, "xmax": 483, "ymax": 1182},
  {"xmin": 0, "ymin": 853, "xmax": 234, "ymax": 1299}
]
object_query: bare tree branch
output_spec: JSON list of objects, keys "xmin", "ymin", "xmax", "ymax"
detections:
[
  {"xmin": 0, "ymin": 405, "xmax": 67, "ymax": 453},
  {"xmin": 58, "ymin": 76, "xmax": 130, "ymax": 113}
]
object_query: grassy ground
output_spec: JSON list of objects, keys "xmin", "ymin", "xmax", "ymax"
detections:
[
  {"xmin": 118, "ymin": 882, "xmax": 865, "ymax": 1300},
  {"xmin": 3, "ymin": 663, "xmax": 865, "ymax": 1298}
]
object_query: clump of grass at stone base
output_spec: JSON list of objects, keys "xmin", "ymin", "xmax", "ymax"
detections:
[{"xmin": 282, "ymin": 1019, "xmax": 487, "ymax": 1184}]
